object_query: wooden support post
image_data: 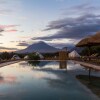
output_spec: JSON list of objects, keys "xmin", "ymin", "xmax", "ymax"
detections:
[
  {"xmin": 88, "ymin": 46, "xmax": 91, "ymax": 61},
  {"xmin": 88, "ymin": 68, "xmax": 92, "ymax": 83},
  {"xmin": 89, "ymin": 68, "xmax": 91, "ymax": 79}
]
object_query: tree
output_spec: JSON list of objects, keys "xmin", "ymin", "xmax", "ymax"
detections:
[
  {"xmin": 0, "ymin": 52, "xmax": 10, "ymax": 60},
  {"xmin": 80, "ymin": 46, "xmax": 100, "ymax": 56},
  {"xmin": 28, "ymin": 53, "xmax": 40, "ymax": 60}
]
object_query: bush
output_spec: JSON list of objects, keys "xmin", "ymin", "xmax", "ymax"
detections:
[
  {"xmin": 80, "ymin": 46, "xmax": 100, "ymax": 56},
  {"xmin": 28, "ymin": 61, "xmax": 40, "ymax": 66},
  {"xmin": 28, "ymin": 53, "xmax": 40, "ymax": 60},
  {"xmin": 0, "ymin": 52, "xmax": 12, "ymax": 60}
]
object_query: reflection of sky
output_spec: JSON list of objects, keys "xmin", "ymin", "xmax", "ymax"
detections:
[
  {"xmin": 0, "ymin": 61, "xmax": 99, "ymax": 100},
  {"xmin": 34, "ymin": 61, "xmax": 59, "ymax": 70},
  {"xmin": 0, "ymin": 75, "xmax": 17, "ymax": 84}
]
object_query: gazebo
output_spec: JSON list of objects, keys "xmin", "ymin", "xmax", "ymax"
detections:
[
  {"xmin": 76, "ymin": 37, "xmax": 92, "ymax": 56},
  {"xmin": 76, "ymin": 32, "xmax": 100, "ymax": 80},
  {"xmin": 76, "ymin": 32, "xmax": 100, "ymax": 56},
  {"xmin": 89, "ymin": 32, "xmax": 100, "ymax": 45}
]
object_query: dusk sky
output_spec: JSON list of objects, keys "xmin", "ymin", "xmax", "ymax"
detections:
[{"xmin": 0, "ymin": 0, "xmax": 100, "ymax": 51}]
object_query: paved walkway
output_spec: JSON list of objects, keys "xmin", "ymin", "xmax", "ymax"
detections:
[{"xmin": 73, "ymin": 60, "xmax": 100, "ymax": 71}]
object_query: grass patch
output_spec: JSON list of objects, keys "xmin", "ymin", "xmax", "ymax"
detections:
[{"xmin": 76, "ymin": 75, "xmax": 100, "ymax": 98}]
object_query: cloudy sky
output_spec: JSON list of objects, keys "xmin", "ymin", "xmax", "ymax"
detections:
[{"xmin": 0, "ymin": 0, "xmax": 100, "ymax": 51}]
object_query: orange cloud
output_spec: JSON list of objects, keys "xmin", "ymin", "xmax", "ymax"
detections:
[
  {"xmin": 5, "ymin": 29, "xmax": 18, "ymax": 32},
  {"xmin": 0, "ymin": 25, "xmax": 20, "ymax": 33}
]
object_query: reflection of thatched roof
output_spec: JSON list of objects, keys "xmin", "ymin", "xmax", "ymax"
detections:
[{"xmin": 76, "ymin": 32, "xmax": 100, "ymax": 47}]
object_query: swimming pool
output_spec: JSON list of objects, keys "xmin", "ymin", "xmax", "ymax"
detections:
[{"xmin": 0, "ymin": 61, "xmax": 99, "ymax": 100}]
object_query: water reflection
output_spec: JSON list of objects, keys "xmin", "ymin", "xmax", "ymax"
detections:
[
  {"xmin": 0, "ymin": 75, "xmax": 17, "ymax": 84},
  {"xmin": 0, "ymin": 61, "xmax": 99, "ymax": 100},
  {"xmin": 59, "ymin": 61, "xmax": 67, "ymax": 69},
  {"xmin": 28, "ymin": 61, "xmax": 40, "ymax": 66},
  {"xmin": 27, "ymin": 60, "xmax": 67, "ymax": 70},
  {"xmin": 28, "ymin": 61, "xmax": 51, "ymax": 67}
]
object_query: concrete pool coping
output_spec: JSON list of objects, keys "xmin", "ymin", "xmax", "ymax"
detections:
[
  {"xmin": 0, "ymin": 60, "xmax": 21, "ymax": 68},
  {"xmin": 73, "ymin": 60, "xmax": 100, "ymax": 71}
]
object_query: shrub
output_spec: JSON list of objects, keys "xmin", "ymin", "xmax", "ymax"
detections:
[{"xmin": 28, "ymin": 53, "xmax": 40, "ymax": 60}]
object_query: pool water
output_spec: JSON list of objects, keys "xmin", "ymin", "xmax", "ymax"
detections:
[{"xmin": 0, "ymin": 61, "xmax": 99, "ymax": 100}]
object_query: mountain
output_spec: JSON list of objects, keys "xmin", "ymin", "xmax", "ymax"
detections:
[
  {"xmin": 62, "ymin": 45, "xmax": 84, "ymax": 53},
  {"xmin": 16, "ymin": 41, "xmax": 60, "ymax": 53},
  {"xmin": 69, "ymin": 46, "xmax": 84, "ymax": 53}
]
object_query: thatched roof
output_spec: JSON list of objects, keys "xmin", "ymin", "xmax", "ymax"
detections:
[
  {"xmin": 76, "ymin": 32, "xmax": 100, "ymax": 47},
  {"xmin": 76, "ymin": 37, "xmax": 91, "ymax": 47},
  {"xmin": 89, "ymin": 32, "xmax": 100, "ymax": 44}
]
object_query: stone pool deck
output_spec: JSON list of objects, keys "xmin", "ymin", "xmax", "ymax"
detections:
[
  {"xmin": 73, "ymin": 60, "xmax": 100, "ymax": 71},
  {"xmin": 0, "ymin": 60, "xmax": 21, "ymax": 68}
]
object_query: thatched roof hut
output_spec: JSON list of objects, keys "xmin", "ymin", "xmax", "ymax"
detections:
[
  {"xmin": 11, "ymin": 55, "xmax": 21, "ymax": 60},
  {"xmin": 89, "ymin": 32, "xmax": 100, "ymax": 45},
  {"xmin": 24, "ymin": 55, "xmax": 29, "ymax": 60},
  {"xmin": 76, "ymin": 32, "xmax": 100, "ymax": 58},
  {"xmin": 69, "ymin": 50, "xmax": 80, "ymax": 58},
  {"xmin": 76, "ymin": 37, "xmax": 91, "ymax": 47},
  {"xmin": 76, "ymin": 32, "xmax": 100, "ymax": 47}
]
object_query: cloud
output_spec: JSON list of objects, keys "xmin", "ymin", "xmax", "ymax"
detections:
[
  {"xmin": 0, "ymin": 43, "xmax": 3, "ymax": 44},
  {"xmin": 0, "ymin": 29, "xmax": 4, "ymax": 32},
  {"xmin": 10, "ymin": 41, "xmax": 15, "ymax": 43},
  {"xmin": 0, "ymin": 0, "xmax": 20, "ymax": 13},
  {"xmin": 0, "ymin": 34, "xmax": 3, "ymax": 36},
  {"xmin": 0, "ymin": 9, "xmax": 12, "ymax": 15},
  {"xmin": 0, "ymin": 0, "xmax": 6, "ymax": 4},
  {"xmin": 0, "ymin": 46, "xmax": 18, "ymax": 50},
  {"xmin": 20, "ymin": 36, "xmax": 31, "ymax": 39},
  {"xmin": 0, "ymin": 28, "xmax": 4, "ymax": 36},
  {"xmin": 0, "ymin": 25, "xmax": 19, "ymax": 29},
  {"xmin": 0, "ymin": 25, "xmax": 5, "ymax": 34},
  {"xmin": 17, "ymin": 42, "xmax": 29, "ymax": 47},
  {"xmin": 0, "ymin": 25, "xmax": 19, "ymax": 33},
  {"xmin": 10, "ymin": 41, "xmax": 26, "ymax": 43},
  {"xmin": 20, "ymin": 31, "xmax": 24, "ymax": 33},
  {"xmin": 5, "ymin": 29, "xmax": 18, "ymax": 32},
  {"xmin": 65, "ymin": 3, "xmax": 99, "ymax": 14},
  {"xmin": 73, "ymin": 3, "xmax": 96, "ymax": 11},
  {"xmin": 0, "ymin": 0, "xmax": 13, "ymax": 16},
  {"xmin": 0, "ymin": 0, "xmax": 26, "ymax": 20},
  {"xmin": 49, "ymin": 42, "xmax": 74, "ymax": 49},
  {"xmin": 33, "ymin": 4, "xmax": 100, "ymax": 41}
]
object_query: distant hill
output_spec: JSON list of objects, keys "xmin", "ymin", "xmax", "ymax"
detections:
[
  {"xmin": 16, "ymin": 41, "xmax": 60, "ymax": 53},
  {"xmin": 69, "ymin": 46, "xmax": 84, "ymax": 53},
  {"xmin": 62, "ymin": 45, "xmax": 84, "ymax": 54}
]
